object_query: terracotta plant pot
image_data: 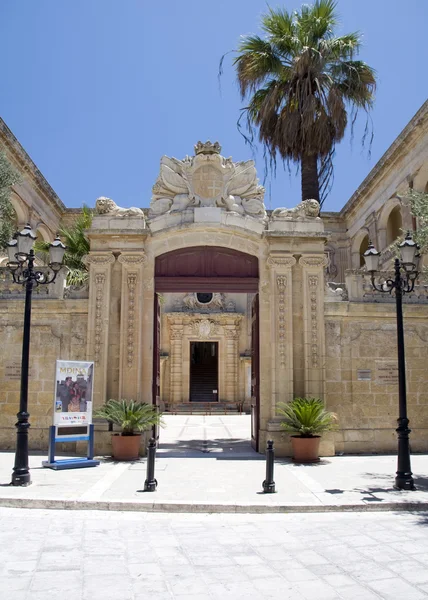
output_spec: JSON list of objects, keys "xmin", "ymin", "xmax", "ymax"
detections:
[
  {"xmin": 291, "ymin": 435, "xmax": 321, "ymax": 463},
  {"xmin": 111, "ymin": 433, "xmax": 142, "ymax": 461}
]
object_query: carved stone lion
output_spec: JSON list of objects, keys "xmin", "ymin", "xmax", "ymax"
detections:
[
  {"xmin": 271, "ymin": 199, "xmax": 320, "ymax": 220},
  {"xmin": 95, "ymin": 197, "xmax": 145, "ymax": 218}
]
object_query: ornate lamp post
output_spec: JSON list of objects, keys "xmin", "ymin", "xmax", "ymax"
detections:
[
  {"xmin": 6, "ymin": 225, "xmax": 66, "ymax": 486},
  {"xmin": 363, "ymin": 232, "xmax": 420, "ymax": 491}
]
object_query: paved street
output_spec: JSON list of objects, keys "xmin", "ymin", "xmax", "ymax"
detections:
[
  {"xmin": 0, "ymin": 416, "xmax": 427, "ymax": 512},
  {"xmin": 1, "ymin": 507, "xmax": 428, "ymax": 600}
]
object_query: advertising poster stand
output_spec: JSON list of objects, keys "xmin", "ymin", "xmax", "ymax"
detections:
[{"xmin": 43, "ymin": 360, "xmax": 100, "ymax": 470}]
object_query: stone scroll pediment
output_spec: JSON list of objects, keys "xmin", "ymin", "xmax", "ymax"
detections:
[{"xmin": 149, "ymin": 141, "xmax": 266, "ymax": 220}]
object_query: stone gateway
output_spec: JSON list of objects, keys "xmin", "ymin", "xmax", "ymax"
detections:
[{"xmin": 1, "ymin": 103, "xmax": 428, "ymax": 456}]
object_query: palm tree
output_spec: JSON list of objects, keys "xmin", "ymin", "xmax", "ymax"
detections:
[
  {"xmin": 232, "ymin": 0, "xmax": 376, "ymax": 206},
  {"xmin": 35, "ymin": 205, "xmax": 92, "ymax": 286}
]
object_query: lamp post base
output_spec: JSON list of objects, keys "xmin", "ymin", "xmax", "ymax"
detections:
[
  {"xmin": 394, "ymin": 474, "xmax": 415, "ymax": 491},
  {"xmin": 11, "ymin": 472, "xmax": 31, "ymax": 487}
]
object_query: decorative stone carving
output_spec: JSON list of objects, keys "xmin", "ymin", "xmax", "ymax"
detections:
[
  {"xmin": 182, "ymin": 292, "xmax": 226, "ymax": 311},
  {"xmin": 86, "ymin": 253, "xmax": 116, "ymax": 266},
  {"xmin": 95, "ymin": 197, "xmax": 145, "ymax": 218},
  {"xmin": 94, "ymin": 273, "xmax": 105, "ymax": 366},
  {"xmin": 118, "ymin": 254, "xmax": 146, "ymax": 266},
  {"xmin": 299, "ymin": 256, "xmax": 329, "ymax": 268},
  {"xmin": 126, "ymin": 273, "xmax": 137, "ymax": 368},
  {"xmin": 277, "ymin": 275, "xmax": 287, "ymax": 369},
  {"xmin": 325, "ymin": 281, "xmax": 348, "ymax": 301},
  {"xmin": 149, "ymin": 141, "xmax": 266, "ymax": 219},
  {"xmin": 271, "ymin": 199, "xmax": 320, "ymax": 220},
  {"xmin": 267, "ymin": 256, "xmax": 297, "ymax": 269},
  {"xmin": 308, "ymin": 275, "xmax": 319, "ymax": 368},
  {"xmin": 190, "ymin": 319, "xmax": 218, "ymax": 339}
]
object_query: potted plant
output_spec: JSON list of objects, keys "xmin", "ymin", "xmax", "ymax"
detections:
[
  {"xmin": 277, "ymin": 397, "xmax": 337, "ymax": 462},
  {"xmin": 95, "ymin": 399, "xmax": 164, "ymax": 461}
]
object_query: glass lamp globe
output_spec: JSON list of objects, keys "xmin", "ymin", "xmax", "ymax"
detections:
[
  {"xmin": 16, "ymin": 224, "xmax": 37, "ymax": 256},
  {"xmin": 363, "ymin": 241, "xmax": 380, "ymax": 272},
  {"xmin": 49, "ymin": 235, "xmax": 66, "ymax": 265},
  {"xmin": 399, "ymin": 232, "xmax": 417, "ymax": 266}
]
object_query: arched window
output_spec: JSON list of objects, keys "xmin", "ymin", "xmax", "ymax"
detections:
[
  {"xmin": 386, "ymin": 206, "xmax": 402, "ymax": 246},
  {"xmin": 359, "ymin": 235, "xmax": 369, "ymax": 267}
]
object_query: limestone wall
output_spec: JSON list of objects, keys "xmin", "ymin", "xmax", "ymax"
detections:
[
  {"xmin": 325, "ymin": 302, "xmax": 428, "ymax": 454},
  {"xmin": 0, "ymin": 299, "xmax": 88, "ymax": 450}
]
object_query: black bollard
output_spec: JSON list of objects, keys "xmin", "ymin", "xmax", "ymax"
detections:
[
  {"xmin": 144, "ymin": 437, "xmax": 158, "ymax": 492},
  {"xmin": 262, "ymin": 440, "xmax": 276, "ymax": 493}
]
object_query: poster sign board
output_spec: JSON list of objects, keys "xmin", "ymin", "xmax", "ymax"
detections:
[{"xmin": 54, "ymin": 360, "xmax": 94, "ymax": 427}]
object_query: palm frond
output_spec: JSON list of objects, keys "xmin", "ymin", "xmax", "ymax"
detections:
[
  {"xmin": 230, "ymin": 2, "xmax": 376, "ymax": 206},
  {"xmin": 277, "ymin": 397, "xmax": 337, "ymax": 437},
  {"xmin": 95, "ymin": 399, "xmax": 164, "ymax": 436}
]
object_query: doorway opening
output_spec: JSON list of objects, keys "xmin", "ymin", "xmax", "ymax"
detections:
[
  {"xmin": 154, "ymin": 246, "xmax": 260, "ymax": 452},
  {"xmin": 190, "ymin": 342, "xmax": 218, "ymax": 402}
]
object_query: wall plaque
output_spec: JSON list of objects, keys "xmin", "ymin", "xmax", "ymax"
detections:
[
  {"xmin": 4, "ymin": 361, "xmax": 34, "ymax": 380},
  {"xmin": 376, "ymin": 361, "xmax": 399, "ymax": 385},
  {"xmin": 357, "ymin": 369, "xmax": 371, "ymax": 381}
]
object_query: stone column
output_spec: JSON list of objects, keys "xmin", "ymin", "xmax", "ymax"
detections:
[
  {"xmin": 224, "ymin": 328, "xmax": 239, "ymax": 402},
  {"xmin": 86, "ymin": 253, "xmax": 115, "ymax": 408},
  {"xmin": 118, "ymin": 253, "xmax": 146, "ymax": 401},
  {"xmin": 169, "ymin": 322, "xmax": 183, "ymax": 404},
  {"xmin": 267, "ymin": 255, "xmax": 296, "ymax": 408},
  {"xmin": 299, "ymin": 255, "xmax": 328, "ymax": 398}
]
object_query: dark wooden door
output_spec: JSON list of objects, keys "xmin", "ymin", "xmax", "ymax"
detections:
[
  {"xmin": 251, "ymin": 294, "xmax": 260, "ymax": 451},
  {"xmin": 152, "ymin": 293, "xmax": 161, "ymax": 441}
]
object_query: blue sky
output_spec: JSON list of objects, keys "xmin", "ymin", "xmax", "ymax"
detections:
[{"xmin": 1, "ymin": 0, "xmax": 427, "ymax": 212}]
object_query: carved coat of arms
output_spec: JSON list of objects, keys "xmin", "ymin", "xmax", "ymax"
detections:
[{"xmin": 149, "ymin": 141, "xmax": 266, "ymax": 220}]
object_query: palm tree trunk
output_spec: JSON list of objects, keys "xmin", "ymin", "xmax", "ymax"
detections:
[{"xmin": 301, "ymin": 154, "xmax": 320, "ymax": 202}]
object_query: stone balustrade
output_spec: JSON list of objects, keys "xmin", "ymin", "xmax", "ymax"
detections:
[
  {"xmin": 0, "ymin": 266, "xmax": 67, "ymax": 299},
  {"xmin": 345, "ymin": 269, "xmax": 428, "ymax": 303}
]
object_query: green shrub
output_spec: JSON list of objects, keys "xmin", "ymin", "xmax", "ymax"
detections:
[{"xmin": 277, "ymin": 397, "xmax": 337, "ymax": 438}]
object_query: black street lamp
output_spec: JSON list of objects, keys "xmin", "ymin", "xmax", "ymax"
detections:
[
  {"xmin": 363, "ymin": 232, "xmax": 421, "ymax": 491},
  {"xmin": 6, "ymin": 224, "xmax": 66, "ymax": 486}
]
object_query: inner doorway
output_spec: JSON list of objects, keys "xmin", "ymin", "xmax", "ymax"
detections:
[{"xmin": 190, "ymin": 342, "xmax": 218, "ymax": 402}]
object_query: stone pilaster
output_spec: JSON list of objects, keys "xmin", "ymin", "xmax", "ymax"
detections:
[
  {"xmin": 118, "ymin": 253, "xmax": 146, "ymax": 401},
  {"xmin": 86, "ymin": 252, "xmax": 115, "ymax": 408},
  {"xmin": 225, "ymin": 328, "xmax": 239, "ymax": 402},
  {"xmin": 169, "ymin": 322, "xmax": 183, "ymax": 403},
  {"xmin": 299, "ymin": 255, "xmax": 328, "ymax": 398},
  {"xmin": 267, "ymin": 255, "xmax": 296, "ymax": 407}
]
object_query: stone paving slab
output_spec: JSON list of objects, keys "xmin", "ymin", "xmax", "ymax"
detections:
[
  {"xmin": 1, "ymin": 508, "xmax": 428, "ymax": 599},
  {"xmin": 0, "ymin": 451, "xmax": 427, "ymax": 513}
]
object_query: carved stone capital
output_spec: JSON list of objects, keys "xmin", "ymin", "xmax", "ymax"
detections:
[
  {"xmin": 118, "ymin": 253, "xmax": 146, "ymax": 266},
  {"xmin": 267, "ymin": 255, "xmax": 297, "ymax": 269},
  {"xmin": 86, "ymin": 253, "xmax": 115, "ymax": 266},
  {"xmin": 299, "ymin": 255, "xmax": 328, "ymax": 268}
]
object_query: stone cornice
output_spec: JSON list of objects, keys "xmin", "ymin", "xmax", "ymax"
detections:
[
  {"xmin": 0, "ymin": 117, "xmax": 66, "ymax": 214},
  {"xmin": 340, "ymin": 100, "xmax": 428, "ymax": 220}
]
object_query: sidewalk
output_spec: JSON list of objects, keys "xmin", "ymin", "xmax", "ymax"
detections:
[{"xmin": 0, "ymin": 450, "xmax": 427, "ymax": 513}]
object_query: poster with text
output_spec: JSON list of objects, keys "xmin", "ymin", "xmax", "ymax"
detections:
[{"xmin": 53, "ymin": 360, "xmax": 94, "ymax": 426}]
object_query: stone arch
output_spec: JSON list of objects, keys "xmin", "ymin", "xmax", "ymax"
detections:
[
  {"xmin": 377, "ymin": 197, "xmax": 403, "ymax": 249},
  {"xmin": 351, "ymin": 228, "xmax": 370, "ymax": 269},
  {"xmin": 412, "ymin": 162, "xmax": 428, "ymax": 192},
  {"xmin": 36, "ymin": 224, "xmax": 54, "ymax": 242},
  {"xmin": 386, "ymin": 205, "xmax": 403, "ymax": 246},
  {"xmin": 155, "ymin": 246, "xmax": 259, "ymax": 292},
  {"xmin": 9, "ymin": 192, "xmax": 28, "ymax": 227}
]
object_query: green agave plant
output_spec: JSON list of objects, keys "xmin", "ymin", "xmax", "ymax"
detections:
[
  {"xmin": 94, "ymin": 399, "xmax": 164, "ymax": 436},
  {"xmin": 277, "ymin": 397, "xmax": 337, "ymax": 438}
]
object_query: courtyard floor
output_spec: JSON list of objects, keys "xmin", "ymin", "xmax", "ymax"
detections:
[
  {"xmin": 0, "ymin": 416, "xmax": 427, "ymax": 512},
  {"xmin": 1, "ymin": 507, "xmax": 428, "ymax": 599}
]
